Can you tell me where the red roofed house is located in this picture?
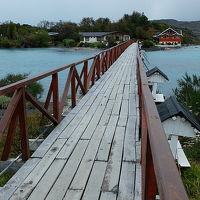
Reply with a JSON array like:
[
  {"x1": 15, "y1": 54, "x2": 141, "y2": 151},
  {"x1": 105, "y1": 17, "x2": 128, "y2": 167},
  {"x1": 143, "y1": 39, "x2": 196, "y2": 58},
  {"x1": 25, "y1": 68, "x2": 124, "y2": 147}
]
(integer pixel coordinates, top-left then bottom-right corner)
[{"x1": 155, "y1": 27, "x2": 183, "y2": 47}]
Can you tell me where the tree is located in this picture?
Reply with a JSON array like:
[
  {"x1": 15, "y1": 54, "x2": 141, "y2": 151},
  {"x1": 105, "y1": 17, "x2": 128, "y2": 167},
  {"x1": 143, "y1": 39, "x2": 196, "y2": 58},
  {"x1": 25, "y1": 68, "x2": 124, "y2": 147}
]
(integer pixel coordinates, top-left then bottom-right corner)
[
  {"x1": 22, "y1": 31, "x2": 50, "y2": 47},
  {"x1": 0, "y1": 74, "x2": 44, "y2": 99},
  {"x1": 173, "y1": 73, "x2": 200, "y2": 120},
  {"x1": 79, "y1": 17, "x2": 95, "y2": 32},
  {"x1": 38, "y1": 20, "x2": 55, "y2": 30},
  {"x1": 50, "y1": 21, "x2": 80, "y2": 41},
  {"x1": 7, "y1": 21, "x2": 17, "y2": 40}
]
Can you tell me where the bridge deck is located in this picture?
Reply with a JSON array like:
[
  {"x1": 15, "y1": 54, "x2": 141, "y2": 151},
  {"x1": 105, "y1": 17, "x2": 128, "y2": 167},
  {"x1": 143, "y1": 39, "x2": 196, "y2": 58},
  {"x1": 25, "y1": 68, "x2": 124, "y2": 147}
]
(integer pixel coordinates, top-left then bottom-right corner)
[{"x1": 1, "y1": 44, "x2": 141, "y2": 200}]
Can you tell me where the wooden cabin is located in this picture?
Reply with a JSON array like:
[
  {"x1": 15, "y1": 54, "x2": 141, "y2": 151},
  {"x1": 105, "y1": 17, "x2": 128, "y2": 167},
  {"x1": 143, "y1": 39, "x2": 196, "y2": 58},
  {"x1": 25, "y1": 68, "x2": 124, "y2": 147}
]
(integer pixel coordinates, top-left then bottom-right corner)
[
  {"x1": 79, "y1": 32, "x2": 130, "y2": 43},
  {"x1": 157, "y1": 96, "x2": 200, "y2": 167},
  {"x1": 154, "y1": 28, "x2": 183, "y2": 47},
  {"x1": 146, "y1": 67, "x2": 169, "y2": 103}
]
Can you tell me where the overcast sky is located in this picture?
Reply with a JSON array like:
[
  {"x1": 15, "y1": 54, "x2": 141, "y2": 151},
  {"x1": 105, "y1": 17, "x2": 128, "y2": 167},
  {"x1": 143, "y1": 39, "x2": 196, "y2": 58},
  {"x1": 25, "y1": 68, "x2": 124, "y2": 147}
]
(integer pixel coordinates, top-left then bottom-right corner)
[{"x1": 1, "y1": 0, "x2": 200, "y2": 25}]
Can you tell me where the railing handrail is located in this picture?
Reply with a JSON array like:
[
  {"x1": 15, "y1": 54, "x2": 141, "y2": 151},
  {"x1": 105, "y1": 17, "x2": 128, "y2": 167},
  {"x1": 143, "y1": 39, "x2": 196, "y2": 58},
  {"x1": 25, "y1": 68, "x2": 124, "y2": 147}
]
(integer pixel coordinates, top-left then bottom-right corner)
[
  {"x1": 0, "y1": 41, "x2": 127, "y2": 96},
  {"x1": 137, "y1": 43, "x2": 189, "y2": 199}
]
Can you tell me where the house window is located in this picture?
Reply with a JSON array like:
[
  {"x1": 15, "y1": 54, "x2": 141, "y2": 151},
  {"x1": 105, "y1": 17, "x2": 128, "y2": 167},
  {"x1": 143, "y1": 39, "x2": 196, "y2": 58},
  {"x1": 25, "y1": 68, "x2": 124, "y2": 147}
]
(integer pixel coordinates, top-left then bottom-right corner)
[{"x1": 85, "y1": 37, "x2": 89, "y2": 41}]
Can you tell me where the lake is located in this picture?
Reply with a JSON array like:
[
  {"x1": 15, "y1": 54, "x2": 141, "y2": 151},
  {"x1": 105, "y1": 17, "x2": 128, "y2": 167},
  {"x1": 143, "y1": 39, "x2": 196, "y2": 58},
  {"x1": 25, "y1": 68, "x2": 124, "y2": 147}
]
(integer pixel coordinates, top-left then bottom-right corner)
[
  {"x1": 0, "y1": 47, "x2": 100, "y2": 99},
  {"x1": 0, "y1": 46, "x2": 200, "y2": 100},
  {"x1": 146, "y1": 46, "x2": 200, "y2": 97}
]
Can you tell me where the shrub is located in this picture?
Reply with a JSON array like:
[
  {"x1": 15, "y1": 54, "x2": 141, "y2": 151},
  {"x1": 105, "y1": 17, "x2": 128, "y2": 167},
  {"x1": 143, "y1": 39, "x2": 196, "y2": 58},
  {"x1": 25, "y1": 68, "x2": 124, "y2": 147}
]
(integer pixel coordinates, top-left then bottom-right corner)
[
  {"x1": 173, "y1": 73, "x2": 200, "y2": 121},
  {"x1": 142, "y1": 40, "x2": 154, "y2": 48},
  {"x1": 63, "y1": 39, "x2": 76, "y2": 47},
  {"x1": 0, "y1": 37, "x2": 21, "y2": 48},
  {"x1": 22, "y1": 31, "x2": 50, "y2": 47},
  {"x1": 0, "y1": 73, "x2": 43, "y2": 99},
  {"x1": 0, "y1": 96, "x2": 11, "y2": 109}
]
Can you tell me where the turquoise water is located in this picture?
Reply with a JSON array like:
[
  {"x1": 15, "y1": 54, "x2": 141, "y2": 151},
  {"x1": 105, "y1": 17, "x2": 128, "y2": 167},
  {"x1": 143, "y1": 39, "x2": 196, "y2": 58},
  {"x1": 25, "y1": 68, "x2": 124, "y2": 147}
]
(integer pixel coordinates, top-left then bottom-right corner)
[
  {"x1": 0, "y1": 48, "x2": 100, "y2": 99},
  {"x1": 0, "y1": 46, "x2": 199, "y2": 99},
  {"x1": 146, "y1": 46, "x2": 200, "y2": 97}
]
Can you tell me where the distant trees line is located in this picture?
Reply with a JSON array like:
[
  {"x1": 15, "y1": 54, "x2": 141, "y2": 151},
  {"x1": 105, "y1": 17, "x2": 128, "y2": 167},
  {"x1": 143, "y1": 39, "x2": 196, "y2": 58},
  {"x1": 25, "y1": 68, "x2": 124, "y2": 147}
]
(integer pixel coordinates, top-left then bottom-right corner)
[{"x1": 0, "y1": 11, "x2": 198, "y2": 48}]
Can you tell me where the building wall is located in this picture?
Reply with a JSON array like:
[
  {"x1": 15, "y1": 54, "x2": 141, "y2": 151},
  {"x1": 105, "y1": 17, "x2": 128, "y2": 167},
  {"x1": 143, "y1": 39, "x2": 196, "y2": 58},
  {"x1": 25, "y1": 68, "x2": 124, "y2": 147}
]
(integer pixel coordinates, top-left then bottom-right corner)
[
  {"x1": 81, "y1": 33, "x2": 130, "y2": 43},
  {"x1": 162, "y1": 116, "x2": 196, "y2": 138},
  {"x1": 147, "y1": 73, "x2": 168, "y2": 83},
  {"x1": 159, "y1": 36, "x2": 182, "y2": 42}
]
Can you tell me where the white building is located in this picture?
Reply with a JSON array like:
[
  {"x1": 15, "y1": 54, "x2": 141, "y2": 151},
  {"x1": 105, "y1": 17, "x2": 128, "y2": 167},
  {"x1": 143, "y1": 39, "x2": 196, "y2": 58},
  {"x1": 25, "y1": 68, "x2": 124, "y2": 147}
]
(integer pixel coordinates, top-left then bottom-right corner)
[
  {"x1": 79, "y1": 32, "x2": 130, "y2": 43},
  {"x1": 146, "y1": 67, "x2": 169, "y2": 103},
  {"x1": 157, "y1": 96, "x2": 200, "y2": 167}
]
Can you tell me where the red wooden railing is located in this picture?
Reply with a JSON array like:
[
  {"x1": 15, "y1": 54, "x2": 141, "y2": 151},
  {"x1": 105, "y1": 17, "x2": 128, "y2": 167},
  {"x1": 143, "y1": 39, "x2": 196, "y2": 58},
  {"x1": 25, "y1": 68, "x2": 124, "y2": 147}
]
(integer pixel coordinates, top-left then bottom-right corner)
[
  {"x1": 0, "y1": 40, "x2": 132, "y2": 161},
  {"x1": 137, "y1": 44, "x2": 189, "y2": 199}
]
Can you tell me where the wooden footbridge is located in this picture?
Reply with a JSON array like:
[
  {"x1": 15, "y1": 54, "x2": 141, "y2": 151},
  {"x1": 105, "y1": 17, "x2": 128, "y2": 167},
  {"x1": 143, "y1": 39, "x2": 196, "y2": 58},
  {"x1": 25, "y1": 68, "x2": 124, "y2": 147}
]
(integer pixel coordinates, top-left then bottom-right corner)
[{"x1": 0, "y1": 42, "x2": 189, "y2": 199}]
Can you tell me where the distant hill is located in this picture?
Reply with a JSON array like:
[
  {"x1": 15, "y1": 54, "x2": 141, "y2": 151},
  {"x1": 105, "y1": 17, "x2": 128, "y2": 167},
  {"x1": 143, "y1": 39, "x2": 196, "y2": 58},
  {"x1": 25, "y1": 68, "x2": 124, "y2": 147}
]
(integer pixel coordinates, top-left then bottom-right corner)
[{"x1": 154, "y1": 19, "x2": 200, "y2": 38}]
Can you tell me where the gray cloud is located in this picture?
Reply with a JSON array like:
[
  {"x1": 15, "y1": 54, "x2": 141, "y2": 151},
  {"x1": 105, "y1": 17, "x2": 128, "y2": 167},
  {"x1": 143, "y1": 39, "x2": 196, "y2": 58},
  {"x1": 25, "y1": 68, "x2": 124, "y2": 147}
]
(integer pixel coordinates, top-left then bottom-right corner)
[{"x1": 0, "y1": 0, "x2": 200, "y2": 25}]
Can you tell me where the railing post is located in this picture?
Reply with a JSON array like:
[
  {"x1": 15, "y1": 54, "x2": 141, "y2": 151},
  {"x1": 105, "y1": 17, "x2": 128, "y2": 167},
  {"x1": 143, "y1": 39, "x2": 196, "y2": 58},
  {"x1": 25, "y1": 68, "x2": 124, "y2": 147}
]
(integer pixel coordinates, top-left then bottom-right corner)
[
  {"x1": 106, "y1": 51, "x2": 109, "y2": 69},
  {"x1": 71, "y1": 69, "x2": 76, "y2": 108},
  {"x1": 18, "y1": 87, "x2": 30, "y2": 161},
  {"x1": 96, "y1": 55, "x2": 101, "y2": 80},
  {"x1": 52, "y1": 73, "x2": 60, "y2": 122},
  {"x1": 1, "y1": 109, "x2": 18, "y2": 160},
  {"x1": 84, "y1": 61, "x2": 88, "y2": 92}
]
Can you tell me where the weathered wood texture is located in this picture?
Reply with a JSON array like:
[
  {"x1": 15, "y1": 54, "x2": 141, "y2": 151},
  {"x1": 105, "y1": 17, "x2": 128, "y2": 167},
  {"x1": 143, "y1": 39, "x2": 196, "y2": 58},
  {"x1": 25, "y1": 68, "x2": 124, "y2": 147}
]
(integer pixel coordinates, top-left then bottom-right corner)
[{"x1": 1, "y1": 43, "x2": 141, "y2": 200}]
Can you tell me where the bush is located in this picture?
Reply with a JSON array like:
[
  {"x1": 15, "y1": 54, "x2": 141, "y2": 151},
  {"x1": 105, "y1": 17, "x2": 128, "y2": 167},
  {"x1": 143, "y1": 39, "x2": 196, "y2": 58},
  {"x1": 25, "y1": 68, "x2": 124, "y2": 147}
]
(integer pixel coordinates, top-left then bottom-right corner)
[
  {"x1": 0, "y1": 96, "x2": 11, "y2": 109},
  {"x1": 0, "y1": 37, "x2": 21, "y2": 48},
  {"x1": 22, "y1": 31, "x2": 50, "y2": 47},
  {"x1": 63, "y1": 39, "x2": 76, "y2": 47},
  {"x1": 173, "y1": 73, "x2": 200, "y2": 121},
  {"x1": 106, "y1": 35, "x2": 117, "y2": 47},
  {"x1": 0, "y1": 73, "x2": 44, "y2": 99},
  {"x1": 142, "y1": 40, "x2": 154, "y2": 48}
]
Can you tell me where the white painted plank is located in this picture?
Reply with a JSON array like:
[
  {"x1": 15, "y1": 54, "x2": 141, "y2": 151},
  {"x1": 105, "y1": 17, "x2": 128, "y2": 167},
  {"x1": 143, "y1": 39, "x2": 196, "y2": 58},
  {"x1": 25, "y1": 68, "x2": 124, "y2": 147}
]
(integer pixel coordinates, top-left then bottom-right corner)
[
  {"x1": 28, "y1": 159, "x2": 66, "y2": 200},
  {"x1": 46, "y1": 140, "x2": 88, "y2": 200},
  {"x1": 112, "y1": 94, "x2": 122, "y2": 115},
  {"x1": 96, "y1": 115, "x2": 118, "y2": 161},
  {"x1": 102, "y1": 127, "x2": 125, "y2": 192},
  {"x1": 0, "y1": 158, "x2": 41, "y2": 200},
  {"x1": 63, "y1": 190, "x2": 83, "y2": 200},
  {"x1": 10, "y1": 139, "x2": 66, "y2": 200},
  {"x1": 82, "y1": 161, "x2": 107, "y2": 200},
  {"x1": 58, "y1": 105, "x2": 90, "y2": 139},
  {"x1": 135, "y1": 164, "x2": 142, "y2": 200},
  {"x1": 70, "y1": 125, "x2": 106, "y2": 190},
  {"x1": 123, "y1": 116, "x2": 137, "y2": 162},
  {"x1": 136, "y1": 142, "x2": 141, "y2": 163},
  {"x1": 129, "y1": 93, "x2": 137, "y2": 116},
  {"x1": 117, "y1": 115, "x2": 128, "y2": 127},
  {"x1": 117, "y1": 162, "x2": 135, "y2": 200},
  {"x1": 136, "y1": 109, "x2": 140, "y2": 142},
  {"x1": 99, "y1": 100, "x2": 115, "y2": 126},
  {"x1": 57, "y1": 98, "x2": 103, "y2": 159},
  {"x1": 32, "y1": 113, "x2": 75, "y2": 158},
  {"x1": 120, "y1": 99, "x2": 129, "y2": 116},
  {"x1": 81, "y1": 105, "x2": 106, "y2": 139},
  {"x1": 123, "y1": 85, "x2": 130, "y2": 100},
  {"x1": 100, "y1": 192, "x2": 117, "y2": 200}
]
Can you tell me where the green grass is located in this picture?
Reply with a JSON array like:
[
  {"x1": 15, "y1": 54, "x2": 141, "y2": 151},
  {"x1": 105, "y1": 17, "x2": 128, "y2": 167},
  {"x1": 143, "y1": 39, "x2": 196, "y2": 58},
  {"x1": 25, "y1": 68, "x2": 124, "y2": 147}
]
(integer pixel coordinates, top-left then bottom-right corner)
[
  {"x1": 182, "y1": 162, "x2": 200, "y2": 200},
  {"x1": 182, "y1": 139, "x2": 200, "y2": 200},
  {"x1": 0, "y1": 172, "x2": 14, "y2": 187}
]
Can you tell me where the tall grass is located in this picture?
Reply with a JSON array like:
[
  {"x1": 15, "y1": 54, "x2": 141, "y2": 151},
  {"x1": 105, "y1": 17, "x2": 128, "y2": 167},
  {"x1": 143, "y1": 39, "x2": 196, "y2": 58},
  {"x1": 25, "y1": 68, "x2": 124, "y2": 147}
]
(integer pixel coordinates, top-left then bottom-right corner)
[{"x1": 182, "y1": 162, "x2": 200, "y2": 200}]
